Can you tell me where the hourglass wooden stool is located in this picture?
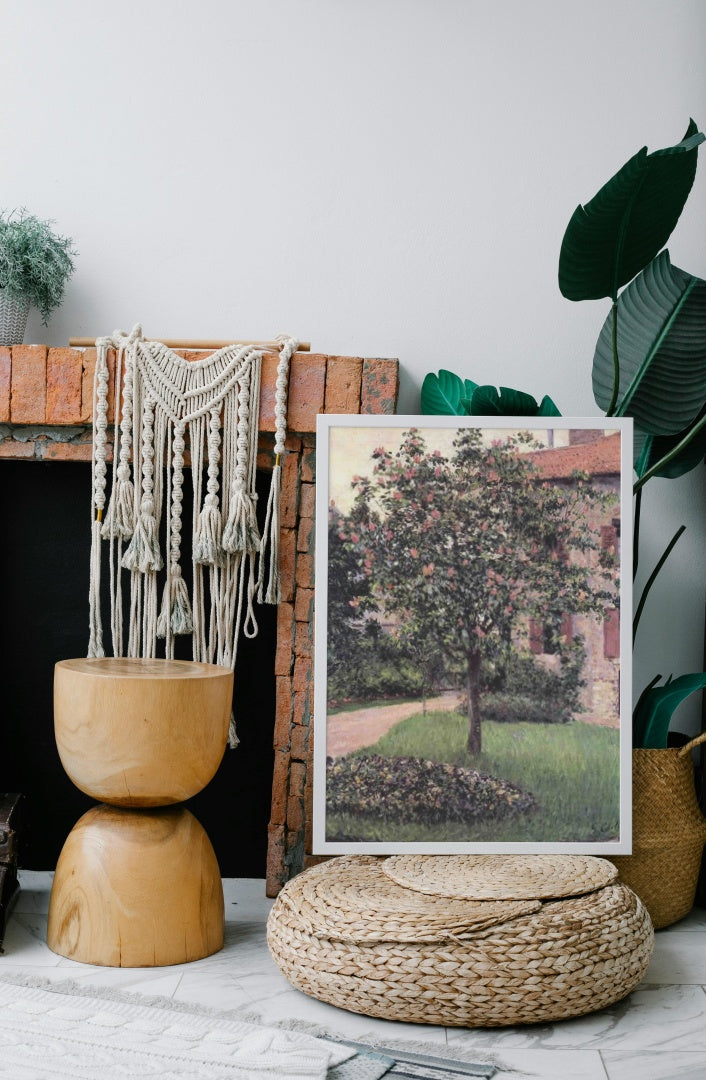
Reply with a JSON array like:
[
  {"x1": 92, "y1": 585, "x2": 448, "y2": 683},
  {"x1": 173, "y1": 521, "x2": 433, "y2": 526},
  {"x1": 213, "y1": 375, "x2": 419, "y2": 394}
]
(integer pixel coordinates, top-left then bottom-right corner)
[{"x1": 47, "y1": 658, "x2": 233, "y2": 967}]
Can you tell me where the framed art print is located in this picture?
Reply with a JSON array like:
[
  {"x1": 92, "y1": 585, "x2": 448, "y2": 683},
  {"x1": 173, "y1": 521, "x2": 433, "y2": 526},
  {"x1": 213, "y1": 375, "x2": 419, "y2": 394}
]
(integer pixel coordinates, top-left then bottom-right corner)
[{"x1": 313, "y1": 415, "x2": 633, "y2": 855}]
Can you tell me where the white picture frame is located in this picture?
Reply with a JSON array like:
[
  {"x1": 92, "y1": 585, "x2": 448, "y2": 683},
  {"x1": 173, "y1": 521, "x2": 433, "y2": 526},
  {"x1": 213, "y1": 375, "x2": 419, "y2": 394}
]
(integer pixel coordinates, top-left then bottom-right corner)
[{"x1": 313, "y1": 415, "x2": 633, "y2": 855}]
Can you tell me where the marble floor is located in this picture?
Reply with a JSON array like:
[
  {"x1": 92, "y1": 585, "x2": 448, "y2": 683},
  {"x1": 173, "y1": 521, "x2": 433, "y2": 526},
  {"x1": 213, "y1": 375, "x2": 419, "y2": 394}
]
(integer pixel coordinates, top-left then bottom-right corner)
[{"x1": 2, "y1": 871, "x2": 706, "y2": 1079}]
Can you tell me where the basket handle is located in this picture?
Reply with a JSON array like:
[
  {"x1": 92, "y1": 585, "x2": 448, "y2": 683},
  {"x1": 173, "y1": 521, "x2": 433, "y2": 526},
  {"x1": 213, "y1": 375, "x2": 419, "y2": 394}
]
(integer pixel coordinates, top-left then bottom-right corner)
[{"x1": 677, "y1": 731, "x2": 706, "y2": 757}]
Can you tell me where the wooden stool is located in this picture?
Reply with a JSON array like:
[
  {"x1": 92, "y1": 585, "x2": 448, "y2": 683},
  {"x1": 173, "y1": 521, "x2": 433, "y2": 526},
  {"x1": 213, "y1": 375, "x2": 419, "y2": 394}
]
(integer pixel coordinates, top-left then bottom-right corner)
[{"x1": 47, "y1": 658, "x2": 233, "y2": 967}]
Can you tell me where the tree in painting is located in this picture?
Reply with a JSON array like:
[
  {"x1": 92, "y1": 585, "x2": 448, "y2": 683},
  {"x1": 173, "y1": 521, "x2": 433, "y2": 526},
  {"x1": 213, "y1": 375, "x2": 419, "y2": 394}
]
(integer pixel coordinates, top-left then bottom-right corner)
[{"x1": 330, "y1": 427, "x2": 617, "y2": 755}]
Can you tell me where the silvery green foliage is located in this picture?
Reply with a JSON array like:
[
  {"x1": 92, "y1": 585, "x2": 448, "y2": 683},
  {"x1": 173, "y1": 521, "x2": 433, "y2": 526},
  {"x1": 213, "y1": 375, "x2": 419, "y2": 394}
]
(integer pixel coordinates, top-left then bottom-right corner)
[{"x1": 0, "y1": 209, "x2": 75, "y2": 323}]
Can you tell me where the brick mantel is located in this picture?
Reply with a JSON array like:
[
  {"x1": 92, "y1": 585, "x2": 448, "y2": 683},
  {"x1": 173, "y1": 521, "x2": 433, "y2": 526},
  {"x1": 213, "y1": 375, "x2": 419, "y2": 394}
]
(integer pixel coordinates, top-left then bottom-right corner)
[{"x1": 0, "y1": 343, "x2": 399, "y2": 894}]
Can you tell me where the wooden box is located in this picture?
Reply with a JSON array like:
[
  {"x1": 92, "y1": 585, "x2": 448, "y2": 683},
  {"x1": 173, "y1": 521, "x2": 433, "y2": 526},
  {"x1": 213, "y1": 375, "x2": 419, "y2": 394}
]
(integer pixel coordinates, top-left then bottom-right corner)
[{"x1": 0, "y1": 794, "x2": 23, "y2": 949}]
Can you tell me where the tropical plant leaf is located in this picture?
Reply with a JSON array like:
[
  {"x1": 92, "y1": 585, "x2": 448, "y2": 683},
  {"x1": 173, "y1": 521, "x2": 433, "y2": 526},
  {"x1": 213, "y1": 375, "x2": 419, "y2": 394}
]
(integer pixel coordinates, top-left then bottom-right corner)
[
  {"x1": 559, "y1": 120, "x2": 704, "y2": 301},
  {"x1": 633, "y1": 672, "x2": 706, "y2": 748},
  {"x1": 469, "y1": 385, "x2": 562, "y2": 417},
  {"x1": 592, "y1": 251, "x2": 706, "y2": 434},
  {"x1": 538, "y1": 395, "x2": 562, "y2": 417},
  {"x1": 421, "y1": 370, "x2": 477, "y2": 414},
  {"x1": 634, "y1": 406, "x2": 706, "y2": 479}
]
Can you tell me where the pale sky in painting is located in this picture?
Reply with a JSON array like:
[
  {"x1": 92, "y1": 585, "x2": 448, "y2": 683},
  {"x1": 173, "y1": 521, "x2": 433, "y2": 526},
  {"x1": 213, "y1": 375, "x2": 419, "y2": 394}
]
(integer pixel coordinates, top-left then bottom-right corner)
[{"x1": 327, "y1": 425, "x2": 574, "y2": 512}]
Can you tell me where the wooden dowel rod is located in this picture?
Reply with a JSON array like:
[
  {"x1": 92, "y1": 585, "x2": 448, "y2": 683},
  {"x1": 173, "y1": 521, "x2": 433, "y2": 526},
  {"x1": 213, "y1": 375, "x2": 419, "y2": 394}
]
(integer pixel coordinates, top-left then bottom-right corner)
[{"x1": 69, "y1": 337, "x2": 311, "y2": 351}]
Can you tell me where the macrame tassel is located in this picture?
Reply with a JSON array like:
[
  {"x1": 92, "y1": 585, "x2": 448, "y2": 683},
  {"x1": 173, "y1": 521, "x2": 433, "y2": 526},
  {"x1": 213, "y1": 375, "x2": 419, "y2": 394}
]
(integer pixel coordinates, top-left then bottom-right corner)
[
  {"x1": 194, "y1": 495, "x2": 224, "y2": 566},
  {"x1": 103, "y1": 337, "x2": 136, "y2": 541},
  {"x1": 87, "y1": 518, "x2": 105, "y2": 657},
  {"x1": 256, "y1": 335, "x2": 295, "y2": 606},
  {"x1": 222, "y1": 489, "x2": 260, "y2": 554},
  {"x1": 88, "y1": 338, "x2": 110, "y2": 656},
  {"x1": 122, "y1": 499, "x2": 163, "y2": 573},
  {"x1": 101, "y1": 468, "x2": 135, "y2": 540},
  {"x1": 258, "y1": 461, "x2": 282, "y2": 604},
  {"x1": 195, "y1": 405, "x2": 225, "y2": 566},
  {"x1": 157, "y1": 569, "x2": 194, "y2": 637}
]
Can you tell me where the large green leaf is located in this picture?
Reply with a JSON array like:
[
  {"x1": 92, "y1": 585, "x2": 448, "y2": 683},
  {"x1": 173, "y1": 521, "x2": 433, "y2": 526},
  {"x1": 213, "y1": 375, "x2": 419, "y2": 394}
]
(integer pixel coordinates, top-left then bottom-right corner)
[
  {"x1": 421, "y1": 373, "x2": 562, "y2": 418},
  {"x1": 537, "y1": 395, "x2": 562, "y2": 417},
  {"x1": 559, "y1": 120, "x2": 704, "y2": 301},
  {"x1": 592, "y1": 251, "x2": 706, "y2": 434},
  {"x1": 634, "y1": 406, "x2": 706, "y2": 479},
  {"x1": 633, "y1": 672, "x2": 706, "y2": 748},
  {"x1": 421, "y1": 370, "x2": 477, "y2": 415},
  {"x1": 469, "y1": 385, "x2": 562, "y2": 416}
]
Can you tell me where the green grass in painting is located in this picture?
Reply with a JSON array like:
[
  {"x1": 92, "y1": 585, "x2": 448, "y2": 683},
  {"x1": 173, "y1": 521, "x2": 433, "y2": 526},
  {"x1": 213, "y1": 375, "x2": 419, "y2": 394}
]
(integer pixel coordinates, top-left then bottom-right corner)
[{"x1": 326, "y1": 710, "x2": 620, "y2": 844}]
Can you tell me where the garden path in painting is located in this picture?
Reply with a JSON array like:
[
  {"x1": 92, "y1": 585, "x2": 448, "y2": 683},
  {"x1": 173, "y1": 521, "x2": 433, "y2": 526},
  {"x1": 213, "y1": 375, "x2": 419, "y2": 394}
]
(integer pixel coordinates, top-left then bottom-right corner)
[{"x1": 326, "y1": 692, "x2": 463, "y2": 758}]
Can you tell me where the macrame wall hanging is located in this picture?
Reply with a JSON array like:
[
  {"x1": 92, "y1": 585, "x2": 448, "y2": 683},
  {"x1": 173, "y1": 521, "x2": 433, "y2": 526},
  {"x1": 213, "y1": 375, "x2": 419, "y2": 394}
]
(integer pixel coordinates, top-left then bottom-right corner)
[{"x1": 88, "y1": 325, "x2": 297, "y2": 745}]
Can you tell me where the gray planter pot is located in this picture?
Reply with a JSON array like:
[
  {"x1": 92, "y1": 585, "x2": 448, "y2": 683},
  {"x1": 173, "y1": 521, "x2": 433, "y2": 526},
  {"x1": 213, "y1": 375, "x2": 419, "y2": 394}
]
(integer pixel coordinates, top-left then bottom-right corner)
[{"x1": 0, "y1": 290, "x2": 30, "y2": 346}]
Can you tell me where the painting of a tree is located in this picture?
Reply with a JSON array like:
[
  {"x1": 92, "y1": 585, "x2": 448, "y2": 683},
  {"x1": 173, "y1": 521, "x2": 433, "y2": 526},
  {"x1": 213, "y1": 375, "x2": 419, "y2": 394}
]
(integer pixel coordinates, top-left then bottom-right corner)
[{"x1": 330, "y1": 426, "x2": 618, "y2": 755}]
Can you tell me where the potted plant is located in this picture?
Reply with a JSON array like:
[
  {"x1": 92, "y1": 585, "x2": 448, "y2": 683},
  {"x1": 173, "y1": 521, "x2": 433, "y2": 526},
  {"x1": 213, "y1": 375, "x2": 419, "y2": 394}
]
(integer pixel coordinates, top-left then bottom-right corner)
[
  {"x1": 557, "y1": 119, "x2": 706, "y2": 926},
  {"x1": 422, "y1": 120, "x2": 706, "y2": 927},
  {"x1": 0, "y1": 209, "x2": 76, "y2": 345}
]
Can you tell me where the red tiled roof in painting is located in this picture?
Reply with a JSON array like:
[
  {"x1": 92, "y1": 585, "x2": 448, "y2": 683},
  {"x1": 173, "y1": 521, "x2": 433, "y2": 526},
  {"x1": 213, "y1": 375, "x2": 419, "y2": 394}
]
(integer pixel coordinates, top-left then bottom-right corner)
[{"x1": 524, "y1": 432, "x2": 622, "y2": 479}]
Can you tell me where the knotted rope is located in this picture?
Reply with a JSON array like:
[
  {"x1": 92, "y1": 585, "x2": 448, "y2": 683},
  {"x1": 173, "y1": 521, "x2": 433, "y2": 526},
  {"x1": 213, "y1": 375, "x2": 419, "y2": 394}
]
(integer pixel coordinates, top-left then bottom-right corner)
[{"x1": 88, "y1": 326, "x2": 296, "y2": 745}]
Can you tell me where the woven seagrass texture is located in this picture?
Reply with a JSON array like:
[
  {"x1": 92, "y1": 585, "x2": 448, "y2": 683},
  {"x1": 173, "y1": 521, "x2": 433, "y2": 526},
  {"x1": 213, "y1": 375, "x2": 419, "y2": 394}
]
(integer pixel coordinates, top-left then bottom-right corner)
[
  {"x1": 275, "y1": 856, "x2": 540, "y2": 943},
  {"x1": 382, "y1": 853, "x2": 618, "y2": 900},
  {"x1": 0, "y1": 291, "x2": 29, "y2": 346},
  {"x1": 610, "y1": 737, "x2": 706, "y2": 929},
  {"x1": 267, "y1": 856, "x2": 654, "y2": 1027}
]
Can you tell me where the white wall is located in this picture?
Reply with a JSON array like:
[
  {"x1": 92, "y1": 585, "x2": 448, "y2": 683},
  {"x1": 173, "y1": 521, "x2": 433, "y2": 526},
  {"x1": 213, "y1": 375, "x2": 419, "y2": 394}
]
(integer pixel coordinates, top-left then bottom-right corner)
[{"x1": 3, "y1": 0, "x2": 705, "y2": 726}]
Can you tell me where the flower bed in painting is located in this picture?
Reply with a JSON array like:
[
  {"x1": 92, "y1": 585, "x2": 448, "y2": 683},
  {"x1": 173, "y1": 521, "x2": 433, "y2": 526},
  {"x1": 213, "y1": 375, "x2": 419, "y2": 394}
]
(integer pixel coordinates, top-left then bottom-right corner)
[{"x1": 326, "y1": 752, "x2": 536, "y2": 826}]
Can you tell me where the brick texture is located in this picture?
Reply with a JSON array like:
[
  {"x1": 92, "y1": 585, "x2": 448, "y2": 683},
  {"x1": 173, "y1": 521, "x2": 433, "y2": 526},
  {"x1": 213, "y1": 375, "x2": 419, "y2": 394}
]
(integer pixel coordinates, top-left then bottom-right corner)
[
  {"x1": 80, "y1": 348, "x2": 97, "y2": 422},
  {"x1": 274, "y1": 603, "x2": 295, "y2": 677},
  {"x1": 0, "y1": 348, "x2": 10, "y2": 422},
  {"x1": 11, "y1": 346, "x2": 47, "y2": 423},
  {"x1": 290, "y1": 724, "x2": 308, "y2": 763},
  {"x1": 279, "y1": 529, "x2": 297, "y2": 604},
  {"x1": 361, "y1": 357, "x2": 399, "y2": 414},
  {"x1": 287, "y1": 355, "x2": 327, "y2": 432},
  {"x1": 298, "y1": 482, "x2": 316, "y2": 520},
  {"x1": 0, "y1": 439, "x2": 35, "y2": 458},
  {"x1": 325, "y1": 356, "x2": 363, "y2": 414},
  {"x1": 46, "y1": 348, "x2": 84, "y2": 423},
  {"x1": 42, "y1": 442, "x2": 97, "y2": 462}
]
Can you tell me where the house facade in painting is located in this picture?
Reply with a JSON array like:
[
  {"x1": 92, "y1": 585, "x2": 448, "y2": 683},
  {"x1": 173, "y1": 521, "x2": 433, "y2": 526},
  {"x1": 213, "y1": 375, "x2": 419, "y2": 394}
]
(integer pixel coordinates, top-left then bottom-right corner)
[{"x1": 523, "y1": 430, "x2": 622, "y2": 726}]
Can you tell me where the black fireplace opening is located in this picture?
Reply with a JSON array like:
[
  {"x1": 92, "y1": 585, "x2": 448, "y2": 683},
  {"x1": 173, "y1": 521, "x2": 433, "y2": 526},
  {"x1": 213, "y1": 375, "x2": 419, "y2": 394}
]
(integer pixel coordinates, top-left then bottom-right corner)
[{"x1": 0, "y1": 459, "x2": 276, "y2": 877}]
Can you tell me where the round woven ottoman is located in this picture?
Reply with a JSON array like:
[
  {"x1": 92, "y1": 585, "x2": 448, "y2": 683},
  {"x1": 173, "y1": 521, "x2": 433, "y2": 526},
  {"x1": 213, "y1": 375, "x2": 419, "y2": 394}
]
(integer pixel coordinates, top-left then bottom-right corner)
[{"x1": 267, "y1": 855, "x2": 654, "y2": 1027}]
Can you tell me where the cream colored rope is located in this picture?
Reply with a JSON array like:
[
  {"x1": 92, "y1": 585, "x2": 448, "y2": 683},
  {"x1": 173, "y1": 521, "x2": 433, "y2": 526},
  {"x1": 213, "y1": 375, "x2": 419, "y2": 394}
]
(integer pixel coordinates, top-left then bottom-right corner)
[{"x1": 88, "y1": 326, "x2": 296, "y2": 747}]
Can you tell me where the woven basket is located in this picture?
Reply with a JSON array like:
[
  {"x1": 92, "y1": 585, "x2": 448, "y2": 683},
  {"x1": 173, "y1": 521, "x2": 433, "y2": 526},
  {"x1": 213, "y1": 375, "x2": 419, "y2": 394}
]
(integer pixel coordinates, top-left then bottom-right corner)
[
  {"x1": 610, "y1": 732, "x2": 706, "y2": 930},
  {"x1": 0, "y1": 290, "x2": 29, "y2": 346},
  {"x1": 267, "y1": 855, "x2": 653, "y2": 1027}
]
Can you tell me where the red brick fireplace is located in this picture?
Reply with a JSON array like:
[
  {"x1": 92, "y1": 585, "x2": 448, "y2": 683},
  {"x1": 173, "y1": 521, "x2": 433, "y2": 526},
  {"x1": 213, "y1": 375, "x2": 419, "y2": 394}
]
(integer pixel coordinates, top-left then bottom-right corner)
[{"x1": 0, "y1": 343, "x2": 399, "y2": 895}]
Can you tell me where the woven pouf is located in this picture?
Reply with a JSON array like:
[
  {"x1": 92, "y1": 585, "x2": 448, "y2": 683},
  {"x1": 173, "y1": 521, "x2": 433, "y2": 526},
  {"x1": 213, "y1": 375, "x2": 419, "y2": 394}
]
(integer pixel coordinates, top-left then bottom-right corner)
[{"x1": 266, "y1": 855, "x2": 654, "y2": 1027}]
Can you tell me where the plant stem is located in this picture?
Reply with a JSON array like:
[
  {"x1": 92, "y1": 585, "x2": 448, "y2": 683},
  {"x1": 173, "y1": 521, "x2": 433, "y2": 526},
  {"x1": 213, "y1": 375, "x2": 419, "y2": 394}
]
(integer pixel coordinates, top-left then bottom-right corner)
[
  {"x1": 633, "y1": 525, "x2": 686, "y2": 644},
  {"x1": 633, "y1": 410, "x2": 706, "y2": 492},
  {"x1": 606, "y1": 302, "x2": 620, "y2": 417},
  {"x1": 633, "y1": 487, "x2": 642, "y2": 581}
]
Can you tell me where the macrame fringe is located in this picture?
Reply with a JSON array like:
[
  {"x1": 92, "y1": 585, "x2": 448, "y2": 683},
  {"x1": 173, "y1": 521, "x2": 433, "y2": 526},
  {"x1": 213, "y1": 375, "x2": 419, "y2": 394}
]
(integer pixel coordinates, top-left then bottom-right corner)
[
  {"x1": 223, "y1": 490, "x2": 260, "y2": 555},
  {"x1": 101, "y1": 473, "x2": 135, "y2": 540},
  {"x1": 228, "y1": 711, "x2": 240, "y2": 749},
  {"x1": 87, "y1": 518, "x2": 105, "y2": 658},
  {"x1": 194, "y1": 498, "x2": 224, "y2": 566},
  {"x1": 88, "y1": 327, "x2": 296, "y2": 750},
  {"x1": 258, "y1": 462, "x2": 282, "y2": 605},
  {"x1": 122, "y1": 503, "x2": 163, "y2": 574},
  {"x1": 157, "y1": 572, "x2": 194, "y2": 638}
]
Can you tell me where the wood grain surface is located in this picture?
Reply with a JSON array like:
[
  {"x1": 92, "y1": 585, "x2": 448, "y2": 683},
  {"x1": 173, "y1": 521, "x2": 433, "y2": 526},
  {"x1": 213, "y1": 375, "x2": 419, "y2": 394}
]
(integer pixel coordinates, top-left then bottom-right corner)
[
  {"x1": 47, "y1": 804, "x2": 224, "y2": 966},
  {"x1": 54, "y1": 658, "x2": 233, "y2": 806}
]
